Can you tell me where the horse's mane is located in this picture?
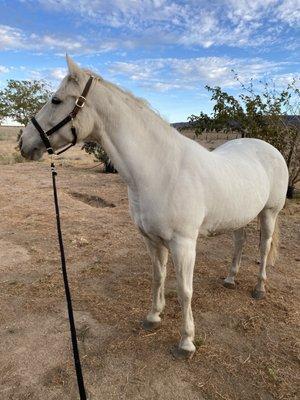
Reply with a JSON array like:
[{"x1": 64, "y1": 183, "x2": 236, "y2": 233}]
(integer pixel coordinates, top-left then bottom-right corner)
[{"x1": 83, "y1": 69, "x2": 170, "y2": 128}]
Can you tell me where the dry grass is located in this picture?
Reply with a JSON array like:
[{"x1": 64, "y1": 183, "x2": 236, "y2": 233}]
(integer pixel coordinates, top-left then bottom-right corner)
[
  {"x1": 0, "y1": 125, "x2": 21, "y2": 140},
  {"x1": 0, "y1": 150, "x2": 27, "y2": 165},
  {"x1": 0, "y1": 126, "x2": 25, "y2": 165}
]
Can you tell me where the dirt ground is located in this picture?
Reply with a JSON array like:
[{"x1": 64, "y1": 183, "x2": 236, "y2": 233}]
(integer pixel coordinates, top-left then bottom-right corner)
[{"x1": 0, "y1": 128, "x2": 299, "y2": 400}]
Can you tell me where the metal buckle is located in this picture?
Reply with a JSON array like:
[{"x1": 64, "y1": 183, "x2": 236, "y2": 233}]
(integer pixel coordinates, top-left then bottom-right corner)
[{"x1": 75, "y1": 96, "x2": 86, "y2": 108}]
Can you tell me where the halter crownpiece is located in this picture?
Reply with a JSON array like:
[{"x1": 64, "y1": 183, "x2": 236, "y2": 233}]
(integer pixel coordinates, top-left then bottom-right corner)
[{"x1": 31, "y1": 75, "x2": 94, "y2": 156}]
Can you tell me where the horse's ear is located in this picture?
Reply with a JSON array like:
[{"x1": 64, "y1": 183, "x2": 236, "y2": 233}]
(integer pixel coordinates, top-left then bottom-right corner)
[{"x1": 66, "y1": 54, "x2": 83, "y2": 79}]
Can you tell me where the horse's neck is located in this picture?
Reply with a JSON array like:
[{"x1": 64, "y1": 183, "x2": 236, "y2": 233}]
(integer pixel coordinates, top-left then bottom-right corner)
[{"x1": 92, "y1": 85, "x2": 179, "y2": 189}]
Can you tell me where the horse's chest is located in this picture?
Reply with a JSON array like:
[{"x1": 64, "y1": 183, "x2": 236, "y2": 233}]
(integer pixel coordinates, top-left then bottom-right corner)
[{"x1": 128, "y1": 191, "x2": 175, "y2": 238}]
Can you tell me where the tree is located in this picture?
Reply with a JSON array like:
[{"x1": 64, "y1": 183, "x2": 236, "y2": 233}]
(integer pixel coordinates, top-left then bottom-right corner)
[
  {"x1": 189, "y1": 76, "x2": 300, "y2": 196},
  {"x1": 0, "y1": 80, "x2": 51, "y2": 125},
  {"x1": 0, "y1": 97, "x2": 6, "y2": 124}
]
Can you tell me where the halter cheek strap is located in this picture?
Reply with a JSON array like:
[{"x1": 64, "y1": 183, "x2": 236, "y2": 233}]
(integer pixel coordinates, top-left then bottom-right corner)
[{"x1": 31, "y1": 75, "x2": 94, "y2": 155}]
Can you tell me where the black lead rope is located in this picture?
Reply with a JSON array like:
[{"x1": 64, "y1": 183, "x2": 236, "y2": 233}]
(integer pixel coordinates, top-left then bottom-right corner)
[
  {"x1": 31, "y1": 76, "x2": 94, "y2": 399},
  {"x1": 51, "y1": 161, "x2": 87, "y2": 400}
]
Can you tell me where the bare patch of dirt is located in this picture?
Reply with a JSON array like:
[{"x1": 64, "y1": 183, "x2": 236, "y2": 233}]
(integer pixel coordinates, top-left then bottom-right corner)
[
  {"x1": 0, "y1": 139, "x2": 299, "y2": 399},
  {"x1": 0, "y1": 239, "x2": 31, "y2": 269},
  {"x1": 69, "y1": 191, "x2": 116, "y2": 208}
]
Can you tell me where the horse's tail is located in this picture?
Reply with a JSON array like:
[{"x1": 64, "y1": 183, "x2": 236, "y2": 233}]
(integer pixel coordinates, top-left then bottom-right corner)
[{"x1": 267, "y1": 218, "x2": 280, "y2": 267}]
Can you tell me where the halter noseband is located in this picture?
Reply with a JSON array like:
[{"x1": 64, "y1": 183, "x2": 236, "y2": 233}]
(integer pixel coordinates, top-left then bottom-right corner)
[{"x1": 31, "y1": 75, "x2": 94, "y2": 155}]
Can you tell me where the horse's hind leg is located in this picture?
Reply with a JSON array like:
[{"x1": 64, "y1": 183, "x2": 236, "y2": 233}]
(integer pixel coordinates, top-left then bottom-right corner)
[
  {"x1": 252, "y1": 208, "x2": 279, "y2": 300},
  {"x1": 142, "y1": 238, "x2": 168, "y2": 331},
  {"x1": 224, "y1": 228, "x2": 246, "y2": 289}
]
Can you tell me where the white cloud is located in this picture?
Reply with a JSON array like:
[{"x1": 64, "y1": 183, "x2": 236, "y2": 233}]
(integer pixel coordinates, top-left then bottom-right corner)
[
  {"x1": 227, "y1": 0, "x2": 278, "y2": 23},
  {"x1": 151, "y1": 82, "x2": 183, "y2": 92},
  {"x1": 0, "y1": 1, "x2": 298, "y2": 60},
  {"x1": 0, "y1": 24, "x2": 82, "y2": 52},
  {"x1": 1, "y1": 1, "x2": 299, "y2": 55},
  {"x1": 41, "y1": 36, "x2": 82, "y2": 51},
  {"x1": 10, "y1": 56, "x2": 297, "y2": 95},
  {"x1": 50, "y1": 67, "x2": 67, "y2": 80},
  {"x1": 0, "y1": 65, "x2": 9, "y2": 74},
  {"x1": 0, "y1": 24, "x2": 119, "y2": 55},
  {"x1": 109, "y1": 56, "x2": 294, "y2": 91},
  {"x1": 7, "y1": 66, "x2": 66, "y2": 89},
  {"x1": 272, "y1": 72, "x2": 300, "y2": 87},
  {"x1": 276, "y1": 0, "x2": 300, "y2": 26},
  {"x1": 31, "y1": 0, "x2": 184, "y2": 27},
  {"x1": 21, "y1": 0, "x2": 300, "y2": 50},
  {"x1": 0, "y1": 25, "x2": 25, "y2": 50}
]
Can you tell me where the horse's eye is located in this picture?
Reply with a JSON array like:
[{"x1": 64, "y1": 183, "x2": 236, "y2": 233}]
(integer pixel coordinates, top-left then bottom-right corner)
[{"x1": 52, "y1": 96, "x2": 62, "y2": 105}]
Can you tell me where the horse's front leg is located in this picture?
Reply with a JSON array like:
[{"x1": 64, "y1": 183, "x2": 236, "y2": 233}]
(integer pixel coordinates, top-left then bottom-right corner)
[
  {"x1": 142, "y1": 238, "x2": 169, "y2": 330},
  {"x1": 169, "y1": 236, "x2": 196, "y2": 359}
]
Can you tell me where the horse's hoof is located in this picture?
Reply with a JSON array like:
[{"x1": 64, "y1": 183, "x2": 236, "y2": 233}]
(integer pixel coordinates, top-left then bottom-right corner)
[
  {"x1": 171, "y1": 346, "x2": 195, "y2": 360},
  {"x1": 223, "y1": 281, "x2": 236, "y2": 289},
  {"x1": 141, "y1": 319, "x2": 161, "y2": 331},
  {"x1": 252, "y1": 289, "x2": 266, "y2": 300}
]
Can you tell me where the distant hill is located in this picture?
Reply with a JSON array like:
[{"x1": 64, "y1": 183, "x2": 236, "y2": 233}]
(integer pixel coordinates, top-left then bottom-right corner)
[
  {"x1": 171, "y1": 122, "x2": 193, "y2": 130},
  {"x1": 284, "y1": 115, "x2": 300, "y2": 127},
  {"x1": 171, "y1": 115, "x2": 300, "y2": 131}
]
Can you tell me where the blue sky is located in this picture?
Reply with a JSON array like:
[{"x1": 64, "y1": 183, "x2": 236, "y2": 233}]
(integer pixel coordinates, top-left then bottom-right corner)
[{"x1": 0, "y1": 0, "x2": 299, "y2": 122}]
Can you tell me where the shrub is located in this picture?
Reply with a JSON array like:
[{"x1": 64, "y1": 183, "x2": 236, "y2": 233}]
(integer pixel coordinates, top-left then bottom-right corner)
[
  {"x1": 189, "y1": 76, "x2": 300, "y2": 195},
  {"x1": 82, "y1": 142, "x2": 117, "y2": 173}
]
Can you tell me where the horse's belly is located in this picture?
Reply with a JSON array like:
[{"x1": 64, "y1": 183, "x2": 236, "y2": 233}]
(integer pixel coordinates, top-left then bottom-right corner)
[
  {"x1": 200, "y1": 185, "x2": 268, "y2": 235},
  {"x1": 200, "y1": 209, "x2": 259, "y2": 235}
]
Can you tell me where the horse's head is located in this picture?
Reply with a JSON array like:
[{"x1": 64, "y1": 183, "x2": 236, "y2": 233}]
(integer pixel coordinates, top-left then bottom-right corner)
[{"x1": 20, "y1": 55, "x2": 97, "y2": 160}]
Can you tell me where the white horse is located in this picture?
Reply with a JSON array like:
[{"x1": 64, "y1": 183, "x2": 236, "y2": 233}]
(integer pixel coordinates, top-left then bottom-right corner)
[{"x1": 20, "y1": 56, "x2": 289, "y2": 359}]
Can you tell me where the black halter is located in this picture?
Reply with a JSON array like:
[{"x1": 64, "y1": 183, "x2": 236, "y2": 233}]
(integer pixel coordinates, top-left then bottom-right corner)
[{"x1": 31, "y1": 75, "x2": 94, "y2": 155}]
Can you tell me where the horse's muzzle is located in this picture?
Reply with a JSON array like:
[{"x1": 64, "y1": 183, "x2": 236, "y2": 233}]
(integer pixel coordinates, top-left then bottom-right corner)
[{"x1": 20, "y1": 143, "x2": 43, "y2": 160}]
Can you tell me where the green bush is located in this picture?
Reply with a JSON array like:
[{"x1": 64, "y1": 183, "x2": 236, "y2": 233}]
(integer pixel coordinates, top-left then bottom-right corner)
[{"x1": 82, "y1": 142, "x2": 117, "y2": 173}]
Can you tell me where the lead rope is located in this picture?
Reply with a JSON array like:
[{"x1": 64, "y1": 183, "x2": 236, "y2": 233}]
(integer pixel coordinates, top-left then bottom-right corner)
[{"x1": 51, "y1": 160, "x2": 87, "y2": 400}]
